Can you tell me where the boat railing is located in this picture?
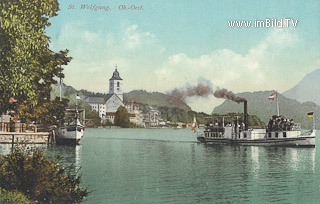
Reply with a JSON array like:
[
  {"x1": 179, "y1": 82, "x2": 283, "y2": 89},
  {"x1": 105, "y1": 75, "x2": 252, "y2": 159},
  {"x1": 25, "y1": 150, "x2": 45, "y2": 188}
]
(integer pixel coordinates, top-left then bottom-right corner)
[
  {"x1": 197, "y1": 132, "x2": 204, "y2": 137},
  {"x1": 293, "y1": 123, "x2": 301, "y2": 131}
]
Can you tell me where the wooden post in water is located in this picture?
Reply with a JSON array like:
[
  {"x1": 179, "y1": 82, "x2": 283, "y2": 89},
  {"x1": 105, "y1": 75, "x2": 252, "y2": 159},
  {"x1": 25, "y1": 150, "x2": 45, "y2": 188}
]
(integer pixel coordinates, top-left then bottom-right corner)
[
  {"x1": 52, "y1": 129, "x2": 56, "y2": 144},
  {"x1": 48, "y1": 131, "x2": 53, "y2": 145},
  {"x1": 11, "y1": 134, "x2": 14, "y2": 148}
]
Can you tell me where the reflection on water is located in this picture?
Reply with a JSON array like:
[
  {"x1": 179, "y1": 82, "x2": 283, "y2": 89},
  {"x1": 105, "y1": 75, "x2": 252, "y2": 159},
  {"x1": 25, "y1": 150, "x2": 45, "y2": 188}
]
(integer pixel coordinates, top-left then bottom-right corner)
[
  {"x1": 199, "y1": 144, "x2": 317, "y2": 203},
  {"x1": 0, "y1": 143, "x2": 82, "y2": 175},
  {"x1": 46, "y1": 145, "x2": 82, "y2": 174},
  {"x1": 251, "y1": 146, "x2": 260, "y2": 179},
  {"x1": 0, "y1": 129, "x2": 319, "y2": 204}
]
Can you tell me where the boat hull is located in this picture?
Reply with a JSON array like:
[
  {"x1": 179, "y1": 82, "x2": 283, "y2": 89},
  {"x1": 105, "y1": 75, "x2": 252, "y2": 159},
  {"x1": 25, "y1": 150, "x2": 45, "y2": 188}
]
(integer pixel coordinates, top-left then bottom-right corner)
[
  {"x1": 197, "y1": 136, "x2": 315, "y2": 147},
  {"x1": 55, "y1": 126, "x2": 84, "y2": 145}
]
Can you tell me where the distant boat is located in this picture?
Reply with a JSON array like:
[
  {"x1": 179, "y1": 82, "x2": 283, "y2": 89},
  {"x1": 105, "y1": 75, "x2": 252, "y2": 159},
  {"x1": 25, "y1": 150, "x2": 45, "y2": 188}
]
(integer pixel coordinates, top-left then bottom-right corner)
[{"x1": 174, "y1": 126, "x2": 182, "y2": 129}]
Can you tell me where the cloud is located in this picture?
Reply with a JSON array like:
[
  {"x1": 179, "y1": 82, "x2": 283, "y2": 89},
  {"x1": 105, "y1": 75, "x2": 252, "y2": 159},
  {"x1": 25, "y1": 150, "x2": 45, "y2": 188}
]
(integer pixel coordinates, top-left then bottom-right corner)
[
  {"x1": 118, "y1": 24, "x2": 161, "y2": 51},
  {"x1": 57, "y1": 22, "x2": 84, "y2": 44},
  {"x1": 154, "y1": 29, "x2": 298, "y2": 94},
  {"x1": 83, "y1": 31, "x2": 99, "y2": 43},
  {"x1": 149, "y1": 29, "x2": 299, "y2": 113},
  {"x1": 54, "y1": 23, "x2": 167, "y2": 93}
]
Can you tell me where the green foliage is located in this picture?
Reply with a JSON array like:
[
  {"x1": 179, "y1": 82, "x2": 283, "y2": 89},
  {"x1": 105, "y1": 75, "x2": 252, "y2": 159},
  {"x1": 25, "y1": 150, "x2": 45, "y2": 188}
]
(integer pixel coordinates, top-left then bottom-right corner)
[
  {"x1": 0, "y1": 187, "x2": 31, "y2": 204},
  {"x1": 51, "y1": 83, "x2": 104, "y2": 104},
  {"x1": 14, "y1": 97, "x2": 69, "y2": 125},
  {"x1": 156, "y1": 105, "x2": 263, "y2": 126},
  {"x1": 158, "y1": 106, "x2": 210, "y2": 124},
  {"x1": 129, "y1": 122, "x2": 140, "y2": 128},
  {"x1": 124, "y1": 90, "x2": 191, "y2": 111},
  {"x1": 248, "y1": 114, "x2": 265, "y2": 127},
  {"x1": 0, "y1": 0, "x2": 71, "y2": 123},
  {"x1": 102, "y1": 119, "x2": 113, "y2": 127},
  {"x1": 85, "y1": 109, "x2": 101, "y2": 127},
  {"x1": 124, "y1": 90, "x2": 210, "y2": 124},
  {"x1": 210, "y1": 112, "x2": 265, "y2": 127},
  {"x1": 0, "y1": 148, "x2": 88, "y2": 204},
  {"x1": 114, "y1": 106, "x2": 130, "y2": 128},
  {"x1": 77, "y1": 89, "x2": 105, "y2": 98}
]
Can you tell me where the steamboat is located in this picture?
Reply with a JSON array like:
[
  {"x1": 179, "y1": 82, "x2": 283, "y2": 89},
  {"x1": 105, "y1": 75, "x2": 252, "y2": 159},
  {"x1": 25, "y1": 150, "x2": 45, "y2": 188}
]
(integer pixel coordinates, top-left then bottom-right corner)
[
  {"x1": 197, "y1": 101, "x2": 316, "y2": 147},
  {"x1": 55, "y1": 108, "x2": 85, "y2": 145}
]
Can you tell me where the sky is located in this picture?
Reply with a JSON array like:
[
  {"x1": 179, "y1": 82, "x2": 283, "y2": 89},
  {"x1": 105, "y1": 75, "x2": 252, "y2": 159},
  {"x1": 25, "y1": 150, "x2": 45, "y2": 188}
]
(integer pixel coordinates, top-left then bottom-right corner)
[{"x1": 47, "y1": 0, "x2": 320, "y2": 113}]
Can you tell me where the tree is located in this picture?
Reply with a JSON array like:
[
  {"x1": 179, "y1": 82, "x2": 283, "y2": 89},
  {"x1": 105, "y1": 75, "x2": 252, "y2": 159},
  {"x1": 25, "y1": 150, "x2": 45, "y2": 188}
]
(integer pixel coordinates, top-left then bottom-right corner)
[
  {"x1": 14, "y1": 97, "x2": 69, "y2": 125},
  {"x1": 114, "y1": 106, "x2": 130, "y2": 128},
  {"x1": 85, "y1": 109, "x2": 101, "y2": 127},
  {"x1": 0, "y1": 187, "x2": 31, "y2": 204},
  {"x1": 0, "y1": 148, "x2": 88, "y2": 203},
  {"x1": 0, "y1": 0, "x2": 71, "y2": 123}
]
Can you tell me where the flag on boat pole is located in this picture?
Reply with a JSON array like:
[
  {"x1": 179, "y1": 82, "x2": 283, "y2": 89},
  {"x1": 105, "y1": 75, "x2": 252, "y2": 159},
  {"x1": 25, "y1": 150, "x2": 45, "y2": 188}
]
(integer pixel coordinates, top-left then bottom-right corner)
[
  {"x1": 307, "y1": 112, "x2": 315, "y2": 130},
  {"x1": 307, "y1": 112, "x2": 313, "y2": 118},
  {"x1": 268, "y1": 92, "x2": 276, "y2": 100},
  {"x1": 268, "y1": 91, "x2": 280, "y2": 116},
  {"x1": 191, "y1": 116, "x2": 197, "y2": 133}
]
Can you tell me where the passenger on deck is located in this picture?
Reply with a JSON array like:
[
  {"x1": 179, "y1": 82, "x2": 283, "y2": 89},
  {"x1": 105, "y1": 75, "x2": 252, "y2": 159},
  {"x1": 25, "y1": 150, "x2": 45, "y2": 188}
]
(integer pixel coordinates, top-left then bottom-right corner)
[
  {"x1": 268, "y1": 118, "x2": 273, "y2": 131},
  {"x1": 280, "y1": 118, "x2": 285, "y2": 131},
  {"x1": 285, "y1": 119, "x2": 290, "y2": 131},
  {"x1": 290, "y1": 119, "x2": 294, "y2": 130}
]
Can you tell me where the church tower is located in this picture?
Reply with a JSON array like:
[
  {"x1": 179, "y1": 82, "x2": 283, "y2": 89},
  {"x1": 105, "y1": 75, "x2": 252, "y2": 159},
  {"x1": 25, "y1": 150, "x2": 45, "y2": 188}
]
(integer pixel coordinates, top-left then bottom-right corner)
[{"x1": 109, "y1": 66, "x2": 123, "y2": 101}]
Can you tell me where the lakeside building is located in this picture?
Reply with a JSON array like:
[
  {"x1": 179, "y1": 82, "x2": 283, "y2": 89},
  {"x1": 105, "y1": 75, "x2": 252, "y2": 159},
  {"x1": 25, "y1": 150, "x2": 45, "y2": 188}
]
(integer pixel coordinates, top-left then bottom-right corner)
[
  {"x1": 124, "y1": 101, "x2": 140, "y2": 111},
  {"x1": 84, "y1": 67, "x2": 144, "y2": 125},
  {"x1": 143, "y1": 107, "x2": 162, "y2": 127},
  {"x1": 124, "y1": 101, "x2": 144, "y2": 126}
]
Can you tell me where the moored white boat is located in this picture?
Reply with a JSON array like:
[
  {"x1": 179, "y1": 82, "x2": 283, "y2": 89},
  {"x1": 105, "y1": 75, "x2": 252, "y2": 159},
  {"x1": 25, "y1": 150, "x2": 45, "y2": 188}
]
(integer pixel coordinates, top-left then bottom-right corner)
[
  {"x1": 54, "y1": 91, "x2": 85, "y2": 145},
  {"x1": 55, "y1": 117, "x2": 84, "y2": 145}
]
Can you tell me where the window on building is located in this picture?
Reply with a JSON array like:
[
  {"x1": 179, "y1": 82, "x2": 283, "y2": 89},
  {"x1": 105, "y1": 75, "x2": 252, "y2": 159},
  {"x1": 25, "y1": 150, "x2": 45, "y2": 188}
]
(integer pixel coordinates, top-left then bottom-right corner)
[{"x1": 117, "y1": 82, "x2": 120, "y2": 87}]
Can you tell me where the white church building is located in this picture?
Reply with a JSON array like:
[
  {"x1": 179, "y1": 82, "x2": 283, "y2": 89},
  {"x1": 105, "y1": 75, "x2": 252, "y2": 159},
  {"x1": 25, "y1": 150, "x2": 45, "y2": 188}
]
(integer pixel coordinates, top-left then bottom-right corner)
[{"x1": 84, "y1": 67, "x2": 142, "y2": 125}]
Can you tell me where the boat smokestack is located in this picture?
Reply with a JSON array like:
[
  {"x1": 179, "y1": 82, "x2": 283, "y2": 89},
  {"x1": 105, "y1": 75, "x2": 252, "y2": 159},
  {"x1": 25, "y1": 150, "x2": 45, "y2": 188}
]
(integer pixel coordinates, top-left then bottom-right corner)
[{"x1": 244, "y1": 101, "x2": 248, "y2": 131}]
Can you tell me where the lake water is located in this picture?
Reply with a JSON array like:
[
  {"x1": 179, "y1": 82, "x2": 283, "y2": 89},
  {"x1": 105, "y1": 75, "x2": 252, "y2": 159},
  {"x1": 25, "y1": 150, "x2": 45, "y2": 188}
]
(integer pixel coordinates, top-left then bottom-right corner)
[{"x1": 1, "y1": 128, "x2": 320, "y2": 204}]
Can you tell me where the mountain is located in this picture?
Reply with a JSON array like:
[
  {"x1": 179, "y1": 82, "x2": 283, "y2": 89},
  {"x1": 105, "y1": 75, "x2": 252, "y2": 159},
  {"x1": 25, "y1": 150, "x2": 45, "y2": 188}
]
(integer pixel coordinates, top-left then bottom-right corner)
[
  {"x1": 124, "y1": 90, "x2": 191, "y2": 111},
  {"x1": 52, "y1": 85, "x2": 191, "y2": 111},
  {"x1": 283, "y1": 69, "x2": 320, "y2": 106},
  {"x1": 51, "y1": 83, "x2": 105, "y2": 99},
  {"x1": 213, "y1": 91, "x2": 319, "y2": 129}
]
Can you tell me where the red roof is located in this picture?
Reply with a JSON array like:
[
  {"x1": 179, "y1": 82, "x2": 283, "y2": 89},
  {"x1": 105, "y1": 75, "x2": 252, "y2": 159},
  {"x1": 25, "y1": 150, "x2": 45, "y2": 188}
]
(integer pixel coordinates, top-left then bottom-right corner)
[
  {"x1": 123, "y1": 101, "x2": 139, "y2": 106},
  {"x1": 106, "y1": 112, "x2": 116, "y2": 116}
]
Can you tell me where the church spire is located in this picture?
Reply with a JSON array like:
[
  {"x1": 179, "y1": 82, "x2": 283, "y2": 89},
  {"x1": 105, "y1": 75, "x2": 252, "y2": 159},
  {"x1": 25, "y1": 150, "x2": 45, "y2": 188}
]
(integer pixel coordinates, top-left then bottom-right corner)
[
  {"x1": 110, "y1": 65, "x2": 122, "y2": 80},
  {"x1": 109, "y1": 65, "x2": 123, "y2": 101}
]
